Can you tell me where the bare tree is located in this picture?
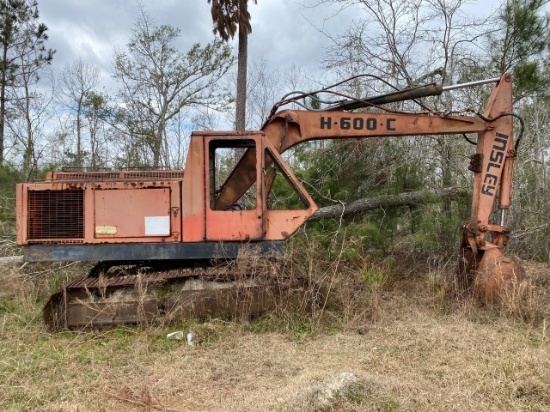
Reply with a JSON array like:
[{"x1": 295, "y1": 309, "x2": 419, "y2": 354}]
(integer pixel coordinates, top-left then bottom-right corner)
[
  {"x1": 82, "y1": 91, "x2": 112, "y2": 169},
  {"x1": 7, "y1": 64, "x2": 54, "y2": 180},
  {"x1": 245, "y1": 60, "x2": 313, "y2": 129},
  {"x1": 113, "y1": 9, "x2": 234, "y2": 168},
  {"x1": 57, "y1": 59, "x2": 100, "y2": 168}
]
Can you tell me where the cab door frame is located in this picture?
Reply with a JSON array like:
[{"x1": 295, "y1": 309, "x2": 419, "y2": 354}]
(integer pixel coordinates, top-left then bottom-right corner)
[{"x1": 204, "y1": 134, "x2": 264, "y2": 241}]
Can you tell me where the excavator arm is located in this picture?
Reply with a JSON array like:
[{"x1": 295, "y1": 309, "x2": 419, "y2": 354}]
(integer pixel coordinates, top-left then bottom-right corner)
[{"x1": 214, "y1": 73, "x2": 523, "y2": 300}]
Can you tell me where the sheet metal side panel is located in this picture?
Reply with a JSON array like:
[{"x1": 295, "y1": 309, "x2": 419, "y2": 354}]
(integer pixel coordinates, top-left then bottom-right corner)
[
  {"x1": 94, "y1": 188, "x2": 170, "y2": 238},
  {"x1": 15, "y1": 184, "x2": 26, "y2": 245},
  {"x1": 19, "y1": 181, "x2": 181, "y2": 244},
  {"x1": 262, "y1": 140, "x2": 318, "y2": 240},
  {"x1": 182, "y1": 135, "x2": 206, "y2": 242},
  {"x1": 84, "y1": 187, "x2": 94, "y2": 242},
  {"x1": 204, "y1": 134, "x2": 264, "y2": 241}
]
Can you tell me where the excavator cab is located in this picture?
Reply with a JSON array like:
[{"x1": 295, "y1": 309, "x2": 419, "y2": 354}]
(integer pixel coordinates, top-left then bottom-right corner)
[{"x1": 181, "y1": 132, "x2": 317, "y2": 243}]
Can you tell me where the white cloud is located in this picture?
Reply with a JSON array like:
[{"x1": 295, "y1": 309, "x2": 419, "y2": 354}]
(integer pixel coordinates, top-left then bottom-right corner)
[{"x1": 40, "y1": 0, "x2": 504, "y2": 84}]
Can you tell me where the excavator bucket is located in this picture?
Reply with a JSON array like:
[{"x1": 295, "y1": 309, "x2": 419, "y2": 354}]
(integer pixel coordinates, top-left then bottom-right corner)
[{"x1": 465, "y1": 248, "x2": 525, "y2": 302}]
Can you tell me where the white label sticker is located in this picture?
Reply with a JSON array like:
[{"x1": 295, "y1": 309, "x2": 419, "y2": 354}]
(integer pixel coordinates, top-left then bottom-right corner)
[
  {"x1": 144, "y1": 216, "x2": 170, "y2": 236},
  {"x1": 95, "y1": 225, "x2": 117, "y2": 235}
]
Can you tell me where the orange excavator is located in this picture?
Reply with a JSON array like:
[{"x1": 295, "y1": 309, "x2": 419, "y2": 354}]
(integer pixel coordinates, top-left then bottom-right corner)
[{"x1": 15, "y1": 73, "x2": 524, "y2": 328}]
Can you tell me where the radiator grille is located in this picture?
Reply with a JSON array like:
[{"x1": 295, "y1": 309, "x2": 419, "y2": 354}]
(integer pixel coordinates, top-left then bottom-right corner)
[{"x1": 28, "y1": 190, "x2": 84, "y2": 239}]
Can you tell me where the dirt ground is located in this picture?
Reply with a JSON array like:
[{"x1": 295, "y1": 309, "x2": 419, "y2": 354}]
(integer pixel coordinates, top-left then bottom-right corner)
[{"x1": 1, "y1": 261, "x2": 549, "y2": 411}]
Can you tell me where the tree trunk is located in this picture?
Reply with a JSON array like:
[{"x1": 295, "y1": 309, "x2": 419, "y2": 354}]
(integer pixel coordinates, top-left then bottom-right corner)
[
  {"x1": 23, "y1": 78, "x2": 35, "y2": 180},
  {"x1": 153, "y1": 133, "x2": 161, "y2": 168},
  {"x1": 0, "y1": 81, "x2": 5, "y2": 166},
  {"x1": 76, "y1": 104, "x2": 82, "y2": 168},
  {"x1": 0, "y1": 43, "x2": 7, "y2": 165},
  {"x1": 441, "y1": 139, "x2": 453, "y2": 218},
  {"x1": 235, "y1": 0, "x2": 248, "y2": 131},
  {"x1": 308, "y1": 186, "x2": 468, "y2": 221}
]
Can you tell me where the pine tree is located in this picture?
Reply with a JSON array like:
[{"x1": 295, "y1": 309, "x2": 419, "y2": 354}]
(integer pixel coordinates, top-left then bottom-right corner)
[
  {"x1": 0, "y1": 0, "x2": 54, "y2": 164},
  {"x1": 490, "y1": 0, "x2": 550, "y2": 100}
]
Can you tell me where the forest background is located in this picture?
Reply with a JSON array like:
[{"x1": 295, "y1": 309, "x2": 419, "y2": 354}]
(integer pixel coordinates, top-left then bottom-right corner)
[
  {"x1": 1, "y1": 0, "x2": 549, "y2": 262},
  {"x1": 1, "y1": 1, "x2": 550, "y2": 410}
]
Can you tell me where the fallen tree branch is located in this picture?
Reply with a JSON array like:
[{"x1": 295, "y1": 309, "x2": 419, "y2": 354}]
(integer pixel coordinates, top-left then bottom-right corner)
[
  {"x1": 309, "y1": 186, "x2": 468, "y2": 221},
  {"x1": 511, "y1": 223, "x2": 550, "y2": 239}
]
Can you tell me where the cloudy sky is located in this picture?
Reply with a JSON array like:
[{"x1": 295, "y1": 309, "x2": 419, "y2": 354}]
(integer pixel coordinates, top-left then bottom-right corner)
[
  {"x1": 40, "y1": 1, "x2": 356, "y2": 83},
  {"x1": 39, "y1": 0, "x2": 504, "y2": 89}
]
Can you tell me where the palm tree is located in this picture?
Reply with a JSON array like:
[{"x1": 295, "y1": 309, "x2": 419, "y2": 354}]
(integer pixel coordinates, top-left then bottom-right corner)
[{"x1": 207, "y1": 0, "x2": 257, "y2": 131}]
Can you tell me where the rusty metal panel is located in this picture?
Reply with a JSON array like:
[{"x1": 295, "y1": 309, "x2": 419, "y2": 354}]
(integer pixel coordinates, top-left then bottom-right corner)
[
  {"x1": 65, "y1": 299, "x2": 160, "y2": 327},
  {"x1": 182, "y1": 135, "x2": 206, "y2": 242},
  {"x1": 207, "y1": 210, "x2": 264, "y2": 241},
  {"x1": 15, "y1": 184, "x2": 27, "y2": 245},
  {"x1": 264, "y1": 211, "x2": 310, "y2": 240},
  {"x1": 94, "y1": 188, "x2": 171, "y2": 238},
  {"x1": 48, "y1": 170, "x2": 184, "y2": 182},
  {"x1": 17, "y1": 180, "x2": 182, "y2": 245},
  {"x1": 204, "y1": 134, "x2": 264, "y2": 241},
  {"x1": 262, "y1": 140, "x2": 317, "y2": 240}
]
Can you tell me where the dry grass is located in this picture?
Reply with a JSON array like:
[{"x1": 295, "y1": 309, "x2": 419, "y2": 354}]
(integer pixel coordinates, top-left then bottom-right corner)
[{"x1": 1, "y1": 250, "x2": 549, "y2": 411}]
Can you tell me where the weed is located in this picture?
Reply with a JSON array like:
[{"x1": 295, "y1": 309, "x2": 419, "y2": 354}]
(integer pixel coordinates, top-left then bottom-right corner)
[
  {"x1": 1, "y1": 240, "x2": 550, "y2": 411},
  {"x1": 499, "y1": 277, "x2": 547, "y2": 324},
  {"x1": 311, "y1": 380, "x2": 401, "y2": 412},
  {"x1": 362, "y1": 265, "x2": 390, "y2": 291},
  {"x1": 337, "y1": 382, "x2": 370, "y2": 405}
]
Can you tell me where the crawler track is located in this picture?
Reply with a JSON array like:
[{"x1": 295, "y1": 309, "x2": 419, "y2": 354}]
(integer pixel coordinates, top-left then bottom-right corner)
[{"x1": 44, "y1": 264, "x2": 303, "y2": 330}]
